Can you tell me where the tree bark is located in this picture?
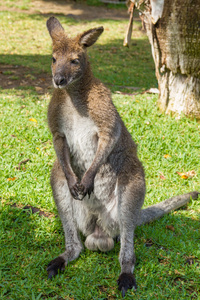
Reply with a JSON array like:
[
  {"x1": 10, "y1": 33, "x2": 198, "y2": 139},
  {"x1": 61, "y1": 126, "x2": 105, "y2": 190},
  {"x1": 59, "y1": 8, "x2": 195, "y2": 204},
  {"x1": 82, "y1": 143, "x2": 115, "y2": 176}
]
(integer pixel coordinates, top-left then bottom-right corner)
[{"x1": 141, "y1": 0, "x2": 200, "y2": 119}]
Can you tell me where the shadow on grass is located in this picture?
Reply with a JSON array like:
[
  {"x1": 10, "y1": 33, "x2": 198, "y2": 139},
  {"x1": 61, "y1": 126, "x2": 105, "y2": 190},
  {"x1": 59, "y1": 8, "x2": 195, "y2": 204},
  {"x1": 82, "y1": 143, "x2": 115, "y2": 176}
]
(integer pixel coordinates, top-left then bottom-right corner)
[
  {"x1": 0, "y1": 37, "x2": 156, "y2": 93},
  {"x1": 13, "y1": 0, "x2": 130, "y2": 20}
]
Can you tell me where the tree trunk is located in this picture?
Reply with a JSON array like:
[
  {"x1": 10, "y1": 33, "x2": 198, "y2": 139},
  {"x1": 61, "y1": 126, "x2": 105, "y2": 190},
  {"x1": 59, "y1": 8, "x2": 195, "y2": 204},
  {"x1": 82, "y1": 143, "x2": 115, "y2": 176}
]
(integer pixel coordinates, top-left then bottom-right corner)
[{"x1": 141, "y1": 0, "x2": 200, "y2": 119}]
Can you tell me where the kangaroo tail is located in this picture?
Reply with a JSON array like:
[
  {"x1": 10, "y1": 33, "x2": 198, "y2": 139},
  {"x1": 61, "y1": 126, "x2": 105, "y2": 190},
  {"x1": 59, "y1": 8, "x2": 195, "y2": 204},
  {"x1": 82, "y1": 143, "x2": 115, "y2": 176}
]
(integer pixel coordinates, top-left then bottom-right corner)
[{"x1": 138, "y1": 191, "x2": 199, "y2": 226}]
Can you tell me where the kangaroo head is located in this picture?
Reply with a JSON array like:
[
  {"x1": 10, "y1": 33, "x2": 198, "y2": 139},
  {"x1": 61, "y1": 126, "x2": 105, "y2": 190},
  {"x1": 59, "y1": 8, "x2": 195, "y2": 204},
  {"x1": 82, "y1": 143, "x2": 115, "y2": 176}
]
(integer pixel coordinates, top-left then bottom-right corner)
[{"x1": 46, "y1": 17, "x2": 104, "y2": 89}]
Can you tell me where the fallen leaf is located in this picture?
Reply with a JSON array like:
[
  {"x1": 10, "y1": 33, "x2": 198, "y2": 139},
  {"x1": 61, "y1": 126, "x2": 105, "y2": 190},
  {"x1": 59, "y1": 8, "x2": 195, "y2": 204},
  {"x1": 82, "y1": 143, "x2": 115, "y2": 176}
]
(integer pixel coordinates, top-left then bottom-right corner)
[
  {"x1": 186, "y1": 170, "x2": 196, "y2": 177},
  {"x1": 166, "y1": 225, "x2": 175, "y2": 231},
  {"x1": 7, "y1": 177, "x2": 17, "y2": 181},
  {"x1": 29, "y1": 118, "x2": 37, "y2": 123},
  {"x1": 176, "y1": 170, "x2": 196, "y2": 179},
  {"x1": 181, "y1": 174, "x2": 188, "y2": 179},
  {"x1": 176, "y1": 172, "x2": 185, "y2": 176},
  {"x1": 159, "y1": 172, "x2": 166, "y2": 180},
  {"x1": 164, "y1": 154, "x2": 171, "y2": 159}
]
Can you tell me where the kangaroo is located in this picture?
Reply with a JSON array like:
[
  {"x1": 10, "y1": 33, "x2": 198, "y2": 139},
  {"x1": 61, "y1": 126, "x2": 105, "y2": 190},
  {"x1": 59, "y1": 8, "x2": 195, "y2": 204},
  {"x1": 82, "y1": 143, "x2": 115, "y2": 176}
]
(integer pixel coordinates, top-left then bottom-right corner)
[{"x1": 46, "y1": 17, "x2": 199, "y2": 297}]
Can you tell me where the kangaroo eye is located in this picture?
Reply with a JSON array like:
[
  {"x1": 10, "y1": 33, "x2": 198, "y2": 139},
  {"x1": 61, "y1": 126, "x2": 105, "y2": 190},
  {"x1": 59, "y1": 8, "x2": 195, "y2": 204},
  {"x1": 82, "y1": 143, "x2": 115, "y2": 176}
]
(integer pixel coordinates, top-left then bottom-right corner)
[
  {"x1": 71, "y1": 59, "x2": 79, "y2": 65},
  {"x1": 52, "y1": 57, "x2": 56, "y2": 63}
]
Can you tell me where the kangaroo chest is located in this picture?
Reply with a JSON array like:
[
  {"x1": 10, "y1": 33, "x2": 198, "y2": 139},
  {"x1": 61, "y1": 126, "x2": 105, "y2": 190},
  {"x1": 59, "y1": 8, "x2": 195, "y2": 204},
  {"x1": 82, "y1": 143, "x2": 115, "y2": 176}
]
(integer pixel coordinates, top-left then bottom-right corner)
[{"x1": 61, "y1": 98, "x2": 98, "y2": 171}]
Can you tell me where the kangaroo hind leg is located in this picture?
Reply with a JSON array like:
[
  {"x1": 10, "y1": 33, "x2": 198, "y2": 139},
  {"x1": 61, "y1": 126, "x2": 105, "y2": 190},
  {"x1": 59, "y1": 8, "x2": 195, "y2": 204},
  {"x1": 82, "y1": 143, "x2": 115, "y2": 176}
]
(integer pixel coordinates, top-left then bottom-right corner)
[
  {"x1": 47, "y1": 160, "x2": 83, "y2": 279},
  {"x1": 117, "y1": 173, "x2": 145, "y2": 297}
]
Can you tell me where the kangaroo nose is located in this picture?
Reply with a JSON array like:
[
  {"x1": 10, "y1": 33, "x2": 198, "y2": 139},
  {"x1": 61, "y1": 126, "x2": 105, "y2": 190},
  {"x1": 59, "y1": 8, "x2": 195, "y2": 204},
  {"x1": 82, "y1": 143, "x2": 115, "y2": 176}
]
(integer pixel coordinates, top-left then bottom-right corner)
[{"x1": 54, "y1": 74, "x2": 67, "y2": 86}]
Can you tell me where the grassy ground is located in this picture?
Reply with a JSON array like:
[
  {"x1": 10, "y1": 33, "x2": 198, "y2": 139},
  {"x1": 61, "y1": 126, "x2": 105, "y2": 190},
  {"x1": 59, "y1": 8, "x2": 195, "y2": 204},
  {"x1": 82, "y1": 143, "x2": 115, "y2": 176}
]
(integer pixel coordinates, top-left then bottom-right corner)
[{"x1": 0, "y1": 2, "x2": 200, "y2": 300}]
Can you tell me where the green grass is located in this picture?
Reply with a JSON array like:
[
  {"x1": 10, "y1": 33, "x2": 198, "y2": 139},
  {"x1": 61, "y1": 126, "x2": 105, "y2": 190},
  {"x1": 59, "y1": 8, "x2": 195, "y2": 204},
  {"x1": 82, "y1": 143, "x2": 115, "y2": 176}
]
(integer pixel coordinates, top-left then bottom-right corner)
[
  {"x1": 1, "y1": 0, "x2": 31, "y2": 10},
  {"x1": 0, "y1": 8, "x2": 200, "y2": 300}
]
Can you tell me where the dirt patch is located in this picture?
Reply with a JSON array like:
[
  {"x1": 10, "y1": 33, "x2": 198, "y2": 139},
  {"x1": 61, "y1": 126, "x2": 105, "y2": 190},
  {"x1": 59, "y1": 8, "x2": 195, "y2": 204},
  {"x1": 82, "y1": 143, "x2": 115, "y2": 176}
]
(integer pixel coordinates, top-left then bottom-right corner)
[
  {"x1": 0, "y1": 0, "x2": 129, "y2": 20},
  {"x1": 0, "y1": 64, "x2": 52, "y2": 94}
]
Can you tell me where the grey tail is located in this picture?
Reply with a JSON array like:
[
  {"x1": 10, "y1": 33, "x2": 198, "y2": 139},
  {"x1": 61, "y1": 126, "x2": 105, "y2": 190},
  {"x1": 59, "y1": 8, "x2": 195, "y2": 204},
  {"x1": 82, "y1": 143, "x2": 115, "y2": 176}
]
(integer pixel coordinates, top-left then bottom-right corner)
[{"x1": 138, "y1": 191, "x2": 199, "y2": 226}]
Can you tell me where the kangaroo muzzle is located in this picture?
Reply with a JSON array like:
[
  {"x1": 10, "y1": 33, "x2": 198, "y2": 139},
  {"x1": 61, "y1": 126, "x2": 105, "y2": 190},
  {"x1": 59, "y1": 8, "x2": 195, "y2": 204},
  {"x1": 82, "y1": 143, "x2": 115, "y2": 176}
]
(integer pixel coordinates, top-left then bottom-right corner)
[{"x1": 53, "y1": 74, "x2": 67, "y2": 88}]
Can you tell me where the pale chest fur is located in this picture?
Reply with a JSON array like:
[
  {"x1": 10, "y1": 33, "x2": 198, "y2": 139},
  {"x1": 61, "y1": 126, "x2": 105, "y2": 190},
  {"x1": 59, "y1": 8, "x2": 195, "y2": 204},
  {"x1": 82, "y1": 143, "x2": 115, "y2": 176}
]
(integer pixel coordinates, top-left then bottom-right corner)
[{"x1": 60, "y1": 97, "x2": 98, "y2": 172}]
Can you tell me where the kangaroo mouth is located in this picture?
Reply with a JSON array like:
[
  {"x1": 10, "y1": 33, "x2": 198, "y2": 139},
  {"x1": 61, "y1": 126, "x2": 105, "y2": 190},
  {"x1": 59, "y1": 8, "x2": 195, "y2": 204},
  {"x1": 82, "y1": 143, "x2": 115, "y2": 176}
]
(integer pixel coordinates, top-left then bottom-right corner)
[
  {"x1": 52, "y1": 73, "x2": 68, "y2": 89},
  {"x1": 52, "y1": 76, "x2": 75, "y2": 89},
  {"x1": 52, "y1": 78, "x2": 67, "y2": 89}
]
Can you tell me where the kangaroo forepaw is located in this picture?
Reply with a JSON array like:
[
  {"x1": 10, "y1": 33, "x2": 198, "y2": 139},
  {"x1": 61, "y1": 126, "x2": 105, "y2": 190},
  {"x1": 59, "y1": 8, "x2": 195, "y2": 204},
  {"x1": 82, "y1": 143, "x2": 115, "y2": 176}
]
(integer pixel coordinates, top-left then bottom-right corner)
[
  {"x1": 69, "y1": 182, "x2": 84, "y2": 201},
  {"x1": 47, "y1": 256, "x2": 65, "y2": 279},
  {"x1": 117, "y1": 273, "x2": 137, "y2": 297},
  {"x1": 78, "y1": 181, "x2": 94, "y2": 199}
]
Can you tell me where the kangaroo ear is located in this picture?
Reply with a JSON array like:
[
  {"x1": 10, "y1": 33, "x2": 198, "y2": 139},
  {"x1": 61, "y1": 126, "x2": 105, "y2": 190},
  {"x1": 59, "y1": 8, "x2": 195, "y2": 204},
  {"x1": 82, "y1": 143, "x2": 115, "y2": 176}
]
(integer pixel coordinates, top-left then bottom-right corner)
[
  {"x1": 78, "y1": 27, "x2": 104, "y2": 48},
  {"x1": 46, "y1": 17, "x2": 65, "y2": 40}
]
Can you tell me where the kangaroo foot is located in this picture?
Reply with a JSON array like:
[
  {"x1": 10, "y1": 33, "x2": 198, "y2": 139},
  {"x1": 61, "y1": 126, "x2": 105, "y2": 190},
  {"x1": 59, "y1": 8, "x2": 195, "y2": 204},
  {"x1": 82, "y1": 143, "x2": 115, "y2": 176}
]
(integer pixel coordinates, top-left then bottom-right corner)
[
  {"x1": 117, "y1": 273, "x2": 137, "y2": 297},
  {"x1": 47, "y1": 256, "x2": 65, "y2": 279}
]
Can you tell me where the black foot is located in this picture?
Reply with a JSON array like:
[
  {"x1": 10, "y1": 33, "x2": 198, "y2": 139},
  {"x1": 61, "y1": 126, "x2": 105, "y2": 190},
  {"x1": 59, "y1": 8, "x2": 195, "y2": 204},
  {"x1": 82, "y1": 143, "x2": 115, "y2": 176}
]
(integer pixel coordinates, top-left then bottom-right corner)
[
  {"x1": 117, "y1": 273, "x2": 137, "y2": 297},
  {"x1": 47, "y1": 256, "x2": 65, "y2": 279}
]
